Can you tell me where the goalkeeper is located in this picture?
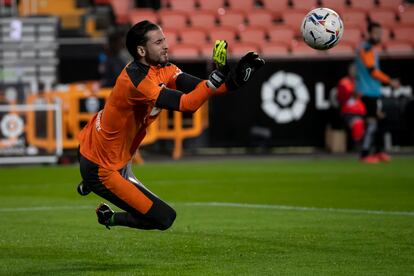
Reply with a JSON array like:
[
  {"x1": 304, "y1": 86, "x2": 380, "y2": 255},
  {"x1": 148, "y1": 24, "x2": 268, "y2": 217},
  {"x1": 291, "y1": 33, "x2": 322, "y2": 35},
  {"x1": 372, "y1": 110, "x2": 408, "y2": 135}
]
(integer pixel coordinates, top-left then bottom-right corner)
[{"x1": 76, "y1": 20, "x2": 265, "y2": 230}]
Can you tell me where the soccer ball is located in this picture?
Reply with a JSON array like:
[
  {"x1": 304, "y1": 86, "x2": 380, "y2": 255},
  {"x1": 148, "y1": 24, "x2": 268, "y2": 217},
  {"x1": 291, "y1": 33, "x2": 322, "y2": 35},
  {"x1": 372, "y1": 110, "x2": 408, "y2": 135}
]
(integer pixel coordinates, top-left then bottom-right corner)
[{"x1": 301, "y1": 7, "x2": 344, "y2": 50}]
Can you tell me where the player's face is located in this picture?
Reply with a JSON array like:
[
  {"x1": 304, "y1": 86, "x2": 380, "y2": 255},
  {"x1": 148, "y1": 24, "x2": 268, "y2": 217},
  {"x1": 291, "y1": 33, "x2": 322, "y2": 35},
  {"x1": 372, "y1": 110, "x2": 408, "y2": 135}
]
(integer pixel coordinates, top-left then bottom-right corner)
[
  {"x1": 143, "y1": 29, "x2": 169, "y2": 66},
  {"x1": 369, "y1": 27, "x2": 382, "y2": 45}
]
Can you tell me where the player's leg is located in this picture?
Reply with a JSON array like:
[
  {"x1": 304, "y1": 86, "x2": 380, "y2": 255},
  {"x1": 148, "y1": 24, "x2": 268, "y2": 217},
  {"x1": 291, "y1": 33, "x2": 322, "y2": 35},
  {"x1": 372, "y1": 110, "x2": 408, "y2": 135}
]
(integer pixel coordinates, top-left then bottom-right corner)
[
  {"x1": 360, "y1": 96, "x2": 379, "y2": 162},
  {"x1": 79, "y1": 155, "x2": 176, "y2": 230}
]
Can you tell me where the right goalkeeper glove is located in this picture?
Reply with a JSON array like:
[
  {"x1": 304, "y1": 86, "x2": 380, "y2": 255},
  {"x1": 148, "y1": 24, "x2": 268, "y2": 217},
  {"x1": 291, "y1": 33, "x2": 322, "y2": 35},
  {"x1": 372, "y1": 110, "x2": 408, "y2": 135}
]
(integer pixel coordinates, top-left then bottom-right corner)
[{"x1": 225, "y1": 51, "x2": 265, "y2": 91}]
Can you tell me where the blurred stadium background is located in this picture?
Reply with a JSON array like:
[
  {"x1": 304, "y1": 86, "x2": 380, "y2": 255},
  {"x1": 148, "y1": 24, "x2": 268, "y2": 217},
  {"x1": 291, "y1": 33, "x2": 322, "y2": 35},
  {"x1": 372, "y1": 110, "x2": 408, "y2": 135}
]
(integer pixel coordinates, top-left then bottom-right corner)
[
  {"x1": 0, "y1": 1, "x2": 414, "y2": 274},
  {"x1": 0, "y1": 0, "x2": 413, "y2": 162}
]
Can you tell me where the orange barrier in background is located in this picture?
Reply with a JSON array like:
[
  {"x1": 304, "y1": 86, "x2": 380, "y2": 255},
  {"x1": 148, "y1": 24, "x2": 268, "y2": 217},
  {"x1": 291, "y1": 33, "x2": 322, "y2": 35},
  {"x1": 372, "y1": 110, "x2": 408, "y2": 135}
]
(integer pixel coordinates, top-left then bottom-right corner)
[{"x1": 25, "y1": 82, "x2": 209, "y2": 160}]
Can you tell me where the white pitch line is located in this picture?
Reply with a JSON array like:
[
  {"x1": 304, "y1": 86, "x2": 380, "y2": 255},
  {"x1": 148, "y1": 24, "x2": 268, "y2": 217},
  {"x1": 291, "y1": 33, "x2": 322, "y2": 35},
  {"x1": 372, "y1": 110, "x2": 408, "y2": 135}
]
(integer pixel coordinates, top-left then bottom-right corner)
[
  {"x1": 181, "y1": 202, "x2": 414, "y2": 217},
  {"x1": 0, "y1": 202, "x2": 413, "y2": 217}
]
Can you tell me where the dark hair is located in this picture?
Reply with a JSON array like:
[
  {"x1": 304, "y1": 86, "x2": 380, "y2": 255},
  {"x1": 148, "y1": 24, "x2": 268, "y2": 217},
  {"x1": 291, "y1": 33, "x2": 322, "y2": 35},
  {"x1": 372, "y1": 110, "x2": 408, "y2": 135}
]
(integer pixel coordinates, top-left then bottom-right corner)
[
  {"x1": 126, "y1": 20, "x2": 160, "y2": 59},
  {"x1": 367, "y1": 21, "x2": 381, "y2": 33}
]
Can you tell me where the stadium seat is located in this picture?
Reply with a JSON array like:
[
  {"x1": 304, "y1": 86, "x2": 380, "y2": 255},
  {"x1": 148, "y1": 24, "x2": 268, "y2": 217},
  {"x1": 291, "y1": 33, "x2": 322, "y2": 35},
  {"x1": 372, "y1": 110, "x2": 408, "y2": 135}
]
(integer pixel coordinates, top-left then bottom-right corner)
[
  {"x1": 208, "y1": 27, "x2": 237, "y2": 45},
  {"x1": 238, "y1": 27, "x2": 266, "y2": 45},
  {"x1": 226, "y1": 0, "x2": 256, "y2": 12},
  {"x1": 189, "y1": 11, "x2": 217, "y2": 29},
  {"x1": 128, "y1": 9, "x2": 158, "y2": 25},
  {"x1": 348, "y1": 0, "x2": 375, "y2": 13},
  {"x1": 218, "y1": 10, "x2": 246, "y2": 29},
  {"x1": 392, "y1": 27, "x2": 414, "y2": 44},
  {"x1": 368, "y1": 10, "x2": 397, "y2": 28},
  {"x1": 260, "y1": 43, "x2": 289, "y2": 57},
  {"x1": 384, "y1": 41, "x2": 413, "y2": 53},
  {"x1": 169, "y1": 44, "x2": 200, "y2": 59},
  {"x1": 320, "y1": 0, "x2": 347, "y2": 14},
  {"x1": 158, "y1": 10, "x2": 188, "y2": 30},
  {"x1": 163, "y1": 29, "x2": 179, "y2": 48},
  {"x1": 341, "y1": 10, "x2": 367, "y2": 32},
  {"x1": 167, "y1": 0, "x2": 196, "y2": 12},
  {"x1": 290, "y1": 41, "x2": 322, "y2": 55},
  {"x1": 267, "y1": 27, "x2": 294, "y2": 46},
  {"x1": 399, "y1": 9, "x2": 414, "y2": 26},
  {"x1": 282, "y1": 10, "x2": 307, "y2": 34},
  {"x1": 197, "y1": 0, "x2": 225, "y2": 13},
  {"x1": 199, "y1": 44, "x2": 214, "y2": 57},
  {"x1": 261, "y1": 0, "x2": 289, "y2": 18},
  {"x1": 179, "y1": 28, "x2": 208, "y2": 46},
  {"x1": 110, "y1": 0, "x2": 133, "y2": 24},
  {"x1": 326, "y1": 44, "x2": 354, "y2": 55},
  {"x1": 377, "y1": 0, "x2": 403, "y2": 12},
  {"x1": 290, "y1": 0, "x2": 318, "y2": 12},
  {"x1": 230, "y1": 42, "x2": 261, "y2": 57},
  {"x1": 340, "y1": 28, "x2": 363, "y2": 48},
  {"x1": 246, "y1": 10, "x2": 273, "y2": 28}
]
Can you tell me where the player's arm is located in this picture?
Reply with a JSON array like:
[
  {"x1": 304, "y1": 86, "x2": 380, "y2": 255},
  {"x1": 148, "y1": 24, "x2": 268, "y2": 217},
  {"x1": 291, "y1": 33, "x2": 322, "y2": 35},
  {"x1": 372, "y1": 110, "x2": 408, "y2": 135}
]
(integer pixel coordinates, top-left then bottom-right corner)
[{"x1": 359, "y1": 48, "x2": 391, "y2": 84}]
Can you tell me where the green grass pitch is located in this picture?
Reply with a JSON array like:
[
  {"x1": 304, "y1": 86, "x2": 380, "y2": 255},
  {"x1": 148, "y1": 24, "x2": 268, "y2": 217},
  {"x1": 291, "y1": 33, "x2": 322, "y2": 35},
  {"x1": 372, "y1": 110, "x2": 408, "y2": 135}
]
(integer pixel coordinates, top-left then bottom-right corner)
[{"x1": 0, "y1": 156, "x2": 413, "y2": 275}]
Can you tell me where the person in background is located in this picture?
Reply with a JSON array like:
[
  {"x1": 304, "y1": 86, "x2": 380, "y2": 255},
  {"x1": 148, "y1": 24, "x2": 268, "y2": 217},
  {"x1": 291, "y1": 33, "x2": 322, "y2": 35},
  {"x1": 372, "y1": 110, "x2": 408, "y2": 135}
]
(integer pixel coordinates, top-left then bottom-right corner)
[
  {"x1": 337, "y1": 62, "x2": 366, "y2": 149},
  {"x1": 355, "y1": 21, "x2": 400, "y2": 163},
  {"x1": 99, "y1": 29, "x2": 129, "y2": 88}
]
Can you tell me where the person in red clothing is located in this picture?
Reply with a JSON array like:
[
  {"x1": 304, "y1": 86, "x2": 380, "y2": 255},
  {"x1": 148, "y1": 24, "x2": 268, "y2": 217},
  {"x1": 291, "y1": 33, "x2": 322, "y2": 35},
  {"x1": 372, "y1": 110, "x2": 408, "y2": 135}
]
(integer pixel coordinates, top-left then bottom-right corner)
[
  {"x1": 337, "y1": 63, "x2": 366, "y2": 148},
  {"x1": 76, "y1": 20, "x2": 265, "y2": 230}
]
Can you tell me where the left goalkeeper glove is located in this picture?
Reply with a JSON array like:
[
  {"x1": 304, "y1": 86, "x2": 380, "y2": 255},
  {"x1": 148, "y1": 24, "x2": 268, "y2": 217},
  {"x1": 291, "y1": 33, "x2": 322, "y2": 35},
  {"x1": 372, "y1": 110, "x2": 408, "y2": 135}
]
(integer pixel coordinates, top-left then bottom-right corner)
[{"x1": 212, "y1": 40, "x2": 229, "y2": 74}]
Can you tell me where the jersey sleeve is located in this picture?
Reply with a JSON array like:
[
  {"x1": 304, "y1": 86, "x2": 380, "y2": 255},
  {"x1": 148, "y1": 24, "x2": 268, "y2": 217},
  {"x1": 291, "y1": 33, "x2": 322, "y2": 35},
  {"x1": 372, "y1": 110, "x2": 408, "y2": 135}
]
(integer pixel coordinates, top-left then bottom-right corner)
[{"x1": 359, "y1": 47, "x2": 391, "y2": 84}]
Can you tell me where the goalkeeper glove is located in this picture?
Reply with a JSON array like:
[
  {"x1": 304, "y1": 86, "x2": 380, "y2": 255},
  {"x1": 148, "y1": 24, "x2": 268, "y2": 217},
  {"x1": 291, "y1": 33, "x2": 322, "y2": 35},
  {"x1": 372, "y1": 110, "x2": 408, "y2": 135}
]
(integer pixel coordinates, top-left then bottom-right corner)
[
  {"x1": 207, "y1": 40, "x2": 228, "y2": 90},
  {"x1": 212, "y1": 40, "x2": 229, "y2": 74},
  {"x1": 225, "y1": 51, "x2": 265, "y2": 91}
]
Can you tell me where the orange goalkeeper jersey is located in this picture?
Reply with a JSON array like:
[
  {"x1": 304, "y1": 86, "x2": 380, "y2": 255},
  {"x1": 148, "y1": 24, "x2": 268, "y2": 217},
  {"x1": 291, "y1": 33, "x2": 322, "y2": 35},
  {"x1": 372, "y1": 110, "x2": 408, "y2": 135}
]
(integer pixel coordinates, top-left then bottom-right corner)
[{"x1": 79, "y1": 61, "x2": 181, "y2": 170}]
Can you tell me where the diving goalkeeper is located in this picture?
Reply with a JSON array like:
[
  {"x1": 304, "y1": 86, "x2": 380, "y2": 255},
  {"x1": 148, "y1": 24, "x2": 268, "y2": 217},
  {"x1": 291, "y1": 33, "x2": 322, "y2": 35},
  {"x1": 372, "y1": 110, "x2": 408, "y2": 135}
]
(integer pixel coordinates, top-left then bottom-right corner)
[{"x1": 76, "y1": 20, "x2": 265, "y2": 230}]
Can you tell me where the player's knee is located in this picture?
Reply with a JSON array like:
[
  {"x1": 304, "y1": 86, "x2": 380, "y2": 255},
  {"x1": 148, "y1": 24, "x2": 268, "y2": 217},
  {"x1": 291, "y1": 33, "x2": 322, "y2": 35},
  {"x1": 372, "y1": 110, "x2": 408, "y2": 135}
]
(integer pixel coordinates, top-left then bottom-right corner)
[
  {"x1": 351, "y1": 119, "x2": 365, "y2": 141},
  {"x1": 157, "y1": 208, "x2": 176, "y2": 231}
]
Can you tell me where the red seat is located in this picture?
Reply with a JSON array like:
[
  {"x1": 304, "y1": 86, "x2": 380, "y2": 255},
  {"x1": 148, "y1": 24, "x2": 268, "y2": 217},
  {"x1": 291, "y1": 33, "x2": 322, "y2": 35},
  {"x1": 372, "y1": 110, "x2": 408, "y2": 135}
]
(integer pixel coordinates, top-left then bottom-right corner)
[
  {"x1": 110, "y1": 0, "x2": 133, "y2": 24},
  {"x1": 340, "y1": 28, "x2": 363, "y2": 48},
  {"x1": 179, "y1": 28, "x2": 208, "y2": 46},
  {"x1": 377, "y1": 0, "x2": 403, "y2": 11},
  {"x1": 290, "y1": 41, "x2": 323, "y2": 55},
  {"x1": 226, "y1": 0, "x2": 256, "y2": 12},
  {"x1": 341, "y1": 10, "x2": 367, "y2": 32},
  {"x1": 189, "y1": 11, "x2": 217, "y2": 29},
  {"x1": 128, "y1": 9, "x2": 158, "y2": 25},
  {"x1": 246, "y1": 10, "x2": 273, "y2": 28},
  {"x1": 368, "y1": 10, "x2": 397, "y2": 28},
  {"x1": 320, "y1": 0, "x2": 347, "y2": 14},
  {"x1": 393, "y1": 27, "x2": 414, "y2": 44},
  {"x1": 158, "y1": 10, "x2": 188, "y2": 30},
  {"x1": 168, "y1": 0, "x2": 196, "y2": 12},
  {"x1": 197, "y1": 0, "x2": 225, "y2": 13},
  {"x1": 282, "y1": 11, "x2": 307, "y2": 34},
  {"x1": 238, "y1": 27, "x2": 266, "y2": 45},
  {"x1": 199, "y1": 44, "x2": 214, "y2": 57},
  {"x1": 170, "y1": 44, "x2": 200, "y2": 59},
  {"x1": 230, "y1": 42, "x2": 261, "y2": 57},
  {"x1": 267, "y1": 27, "x2": 295, "y2": 46},
  {"x1": 261, "y1": 0, "x2": 289, "y2": 16},
  {"x1": 261, "y1": 43, "x2": 289, "y2": 57},
  {"x1": 348, "y1": 0, "x2": 376, "y2": 13},
  {"x1": 326, "y1": 44, "x2": 354, "y2": 55},
  {"x1": 384, "y1": 41, "x2": 413, "y2": 53},
  {"x1": 218, "y1": 10, "x2": 246, "y2": 29},
  {"x1": 290, "y1": 0, "x2": 318, "y2": 12},
  {"x1": 208, "y1": 27, "x2": 237, "y2": 45},
  {"x1": 399, "y1": 10, "x2": 414, "y2": 26},
  {"x1": 163, "y1": 28, "x2": 179, "y2": 48}
]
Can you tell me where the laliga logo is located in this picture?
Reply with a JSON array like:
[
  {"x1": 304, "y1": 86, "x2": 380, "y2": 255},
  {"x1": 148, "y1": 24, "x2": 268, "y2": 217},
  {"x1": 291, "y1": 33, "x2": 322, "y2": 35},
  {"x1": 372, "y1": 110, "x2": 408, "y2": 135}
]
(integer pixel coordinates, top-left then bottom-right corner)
[
  {"x1": 1, "y1": 113, "x2": 24, "y2": 138},
  {"x1": 261, "y1": 71, "x2": 309, "y2": 124}
]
